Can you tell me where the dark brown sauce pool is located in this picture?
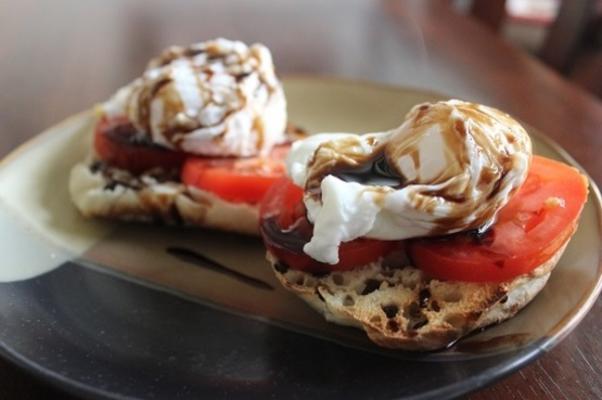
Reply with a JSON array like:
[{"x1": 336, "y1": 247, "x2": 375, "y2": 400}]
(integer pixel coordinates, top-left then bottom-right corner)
[{"x1": 332, "y1": 152, "x2": 402, "y2": 188}]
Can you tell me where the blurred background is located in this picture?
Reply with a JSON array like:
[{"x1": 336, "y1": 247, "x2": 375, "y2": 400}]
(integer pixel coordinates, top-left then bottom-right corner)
[
  {"x1": 1, "y1": 0, "x2": 600, "y2": 157},
  {"x1": 458, "y1": 0, "x2": 601, "y2": 96}
]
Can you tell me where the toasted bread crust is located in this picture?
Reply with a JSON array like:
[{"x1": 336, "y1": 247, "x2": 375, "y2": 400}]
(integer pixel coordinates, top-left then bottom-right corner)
[
  {"x1": 267, "y1": 244, "x2": 566, "y2": 350},
  {"x1": 69, "y1": 160, "x2": 258, "y2": 235}
]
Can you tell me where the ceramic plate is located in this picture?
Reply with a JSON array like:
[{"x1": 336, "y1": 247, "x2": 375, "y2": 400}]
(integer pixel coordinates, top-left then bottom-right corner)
[{"x1": 0, "y1": 77, "x2": 600, "y2": 400}]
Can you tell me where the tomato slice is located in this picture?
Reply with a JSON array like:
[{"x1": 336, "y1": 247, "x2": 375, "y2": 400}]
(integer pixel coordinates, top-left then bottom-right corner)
[
  {"x1": 94, "y1": 116, "x2": 186, "y2": 173},
  {"x1": 181, "y1": 145, "x2": 290, "y2": 204},
  {"x1": 408, "y1": 156, "x2": 588, "y2": 282},
  {"x1": 259, "y1": 178, "x2": 404, "y2": 273},
  {"x1": 96, "y1": 116, "x2": 289, "y2": 204}
]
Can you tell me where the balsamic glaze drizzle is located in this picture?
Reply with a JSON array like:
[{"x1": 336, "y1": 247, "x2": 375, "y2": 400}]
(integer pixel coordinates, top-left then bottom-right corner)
[
  {"x1": 332, "y1": 153, "x2": 403, "y2": 188},
  {"x1": 166, "y1": 247, "x2": 274, "y2": 291}
]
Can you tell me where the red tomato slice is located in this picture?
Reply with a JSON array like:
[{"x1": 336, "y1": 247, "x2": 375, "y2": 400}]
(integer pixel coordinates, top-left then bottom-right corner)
[
  {"x1": 259, "y1": 178, "x2": 404, "y2": 273},
  {"x1": 408, "y1": 156, "x2": 588, "y2": 282},
  {"x1": 181, "y1": 145, "x2": 290, "y2": 204},
  {"x1": 94, "y1": 116, "x2": 185, "y2": 173},
  {"x1": 96, "y1": 116, "x2": 289, "y2": 204}
]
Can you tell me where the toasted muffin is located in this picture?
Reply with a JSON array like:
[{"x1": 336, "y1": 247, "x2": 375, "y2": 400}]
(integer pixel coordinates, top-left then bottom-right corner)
[{"x1": 266, "y1": 243, "x2": 566, "y2": 351}]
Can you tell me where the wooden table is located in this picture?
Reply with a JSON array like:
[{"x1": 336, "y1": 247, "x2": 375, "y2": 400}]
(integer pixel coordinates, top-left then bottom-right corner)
[{"x1": 1, "y1": 0, "x2": 601, "y2": 398}]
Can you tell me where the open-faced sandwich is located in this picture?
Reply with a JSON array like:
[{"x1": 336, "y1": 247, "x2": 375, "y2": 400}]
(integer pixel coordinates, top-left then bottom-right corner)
[
  {"x1": 70, "y1": 38, "x2": 291, "y2": 235},
  {"x1": 259, "y1": 100, "x2": 589, "y2": 350}
]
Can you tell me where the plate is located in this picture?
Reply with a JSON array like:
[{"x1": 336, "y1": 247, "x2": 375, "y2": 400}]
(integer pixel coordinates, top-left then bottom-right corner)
[{"x1": 0, "y1": 77, "x2": 600, "y2": 400}]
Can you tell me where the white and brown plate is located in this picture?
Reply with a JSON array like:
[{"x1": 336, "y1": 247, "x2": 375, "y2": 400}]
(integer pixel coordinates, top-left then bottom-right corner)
[{"x1": 0, "y1": 77, "x2": 600, "y2": 400}]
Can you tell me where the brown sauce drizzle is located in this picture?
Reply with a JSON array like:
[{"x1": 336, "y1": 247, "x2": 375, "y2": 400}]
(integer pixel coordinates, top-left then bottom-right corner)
[
  {"x1": 331, "y1": 151, "x2": 403, "y2": 188},
  {"x1": 449, "y1": 333, "x2": 531, "y2": 353},
  {"x1": 128, "y1": 42, "x2": 275, "y2": 150},
  {"x1": 301, "y1": 101, "x2": 527, "y2": 241},
  {"x1": 469, "y1": 226, "x2": 496, "y2": 244},
  {"x1": 182, "y1": 47, "x2": 205, "y2": 59},
  {"x1": 306, "y1": 145, "x2": 404, "y2": 199},
  {"x1": 260, "y1": 217, "x2": 309, "y2": 256},
  {"x1": 486, "y1": 171, "x2": 507, "y2": 200},
  {"x1": 253, "y1": 116, "x2": 265, "y2": 151},
  {"x1": 166, "y1": 247, "x2": 274, "y2": 291}
]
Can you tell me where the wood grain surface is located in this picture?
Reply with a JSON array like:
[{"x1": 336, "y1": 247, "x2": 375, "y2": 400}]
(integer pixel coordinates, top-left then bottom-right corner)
[{"x1": 0, "y1": 0, "x2": 601, "y2": 398}]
